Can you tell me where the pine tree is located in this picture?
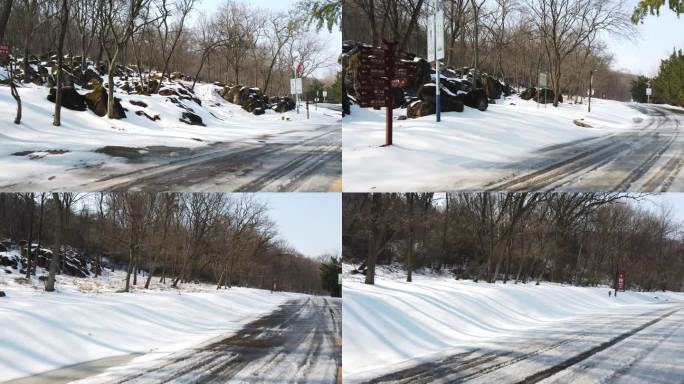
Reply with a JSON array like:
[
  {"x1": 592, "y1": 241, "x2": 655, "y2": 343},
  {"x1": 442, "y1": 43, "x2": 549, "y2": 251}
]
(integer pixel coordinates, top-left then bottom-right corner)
[
  {"x1": 653, "y1": 49, "x2": 684, "y2": 106},
  {"x1": 320, "y1": 256, "x2": 342, "y2": 297},
  {"x1": 630, "y1": 75, "x2": 649, "y2": 103}
]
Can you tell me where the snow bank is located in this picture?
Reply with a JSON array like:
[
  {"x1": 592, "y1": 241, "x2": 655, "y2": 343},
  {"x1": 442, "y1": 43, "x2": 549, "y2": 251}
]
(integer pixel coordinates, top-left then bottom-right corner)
[
  {"x1": 0, "y1": 254, "x2": 304, "y2": 381},
  {"x1": 0, "y1": 82, "x2": 339, "y2": 189},
  {"x1": 342, "y1": 264, "x2": 684, "y2": 382},
  {"x1": 342, "y1": 96, "x2": 647, "y2": 191}
]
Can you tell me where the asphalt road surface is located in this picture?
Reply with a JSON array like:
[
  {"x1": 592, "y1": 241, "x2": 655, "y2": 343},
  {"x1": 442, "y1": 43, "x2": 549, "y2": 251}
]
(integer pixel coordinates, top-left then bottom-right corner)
[
  {"x1": 46, "y1": 297, "x2": 342, "y2": 384},
  {"x1": 483, "y1": 105, "x2": 684, "y2": 192},
  {"x1": 363, "y1": 304, "x2": 684, "y2": 384},
  {"x1": 76, "y1": 123, "x2": 341, "y2": 192}
]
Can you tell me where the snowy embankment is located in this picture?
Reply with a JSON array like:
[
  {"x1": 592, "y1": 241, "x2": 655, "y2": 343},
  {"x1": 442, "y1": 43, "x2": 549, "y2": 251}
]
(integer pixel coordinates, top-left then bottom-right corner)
[
  {"x1": 0, "y1": 249, "x2": 304, "y2": 382},
  {"x1": 342, "y1": 264, "x2": 684, "y2": 383},
  {"x1": 0, "y1": 82, "x2": 338, "y2": 189},
  {"x1": 342, "y1": 96, "x2": 647, "y2": 191}
]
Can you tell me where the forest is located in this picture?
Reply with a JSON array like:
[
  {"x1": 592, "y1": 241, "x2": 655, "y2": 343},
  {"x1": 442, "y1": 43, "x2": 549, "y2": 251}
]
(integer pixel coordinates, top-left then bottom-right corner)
[
  {"x1": 343, "y1": 193, "x2": 684, "y2": 292},
  {"x1": 0, "y1": 192, "x2": 340, "y2": 296},
  {"x1": 343, "y1": 0, "x2": 640, "y2": 104},
  {"x1": 0, "y1": 0, "x2": 342, "y2": 125}
]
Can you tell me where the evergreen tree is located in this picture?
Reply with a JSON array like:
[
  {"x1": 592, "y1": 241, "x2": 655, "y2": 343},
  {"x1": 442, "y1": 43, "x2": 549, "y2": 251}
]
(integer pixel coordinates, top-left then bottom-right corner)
[
  {"x1": 320, "y1": 256, "x2": 342, "y2": 297},
  {"x1": 632, "y1": 0, "x2": 684, "y2": 23},
  {"x1": 630, "y1": 75, "x2": 649, "y2": 103},
  {"x1": 653, "y1": 49, "x2": 684, "y2": 106}
]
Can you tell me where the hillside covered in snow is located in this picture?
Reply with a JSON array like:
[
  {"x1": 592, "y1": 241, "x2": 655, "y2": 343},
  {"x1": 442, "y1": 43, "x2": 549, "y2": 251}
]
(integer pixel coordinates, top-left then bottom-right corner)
[
  {"x1": 342, "y1": 264, "x2": 684, "y2": 383},
  {"x1": 0, "y1": 245, "x2": 306, "y2": 382}
]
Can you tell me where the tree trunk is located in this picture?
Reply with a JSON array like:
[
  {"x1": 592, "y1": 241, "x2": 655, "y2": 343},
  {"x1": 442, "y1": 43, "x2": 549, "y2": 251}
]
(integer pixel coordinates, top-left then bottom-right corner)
[
  {"x1": 45, "y1": 194, "x2": 64, "y2": 292},
  {"x1": 10, "y1": 62, "x2": 21, "y2": 124},
  {"x1": 24, "y1": 194, "x2": 34, "y2": 279},
  {"x1": 53, "y1": 0, "x2": 69, "y2": 127},
  {"x1": 107, "y1": 62, "x2": 116, "y2": 118},
  {"x1": 0, "y1": 0, "x2": 13, "y2": 42},
  {"x1": 125, "y1": 246, "x2": 134, "y2": 292}
]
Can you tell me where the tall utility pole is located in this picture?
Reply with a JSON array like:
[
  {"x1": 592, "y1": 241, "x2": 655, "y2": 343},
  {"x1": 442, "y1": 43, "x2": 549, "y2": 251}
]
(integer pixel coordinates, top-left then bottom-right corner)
[{"x1": 428, "y1": 0, "x2": 444, "y2": 122}]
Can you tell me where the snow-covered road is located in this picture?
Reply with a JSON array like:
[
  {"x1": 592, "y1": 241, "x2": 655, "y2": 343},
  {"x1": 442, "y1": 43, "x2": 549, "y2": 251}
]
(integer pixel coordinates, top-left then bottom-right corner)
[
  {"x1": 343, "y1": 97, "x2": 684, "y2": 192},
  {"x1": 69, "y1": 297, "x2": 342, "y2": 384},
  {"x1": 75, "y1": 123, "x2": 341, "y2": 192},
  {"x1": 483, "y1": 105, "x2": 684, "y2": 192},
  {"x1": 365, "y1": 304, "x2": 684, "y2": 384}
]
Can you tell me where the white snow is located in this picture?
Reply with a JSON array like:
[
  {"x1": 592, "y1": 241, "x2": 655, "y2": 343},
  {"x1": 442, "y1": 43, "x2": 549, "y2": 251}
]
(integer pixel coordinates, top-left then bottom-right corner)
[
  {"x1": 0, "y1": 248, "x2": 305, "y2": 382},
  {"x1": 342, "y1": 96, "x2": 648, "y2": 191},
  {"x1": 342, "y1": 264, "x2": 684, "y2": 383},
  {"x1": 0, "y1": 81, "x2": 339, "y2": 189}
]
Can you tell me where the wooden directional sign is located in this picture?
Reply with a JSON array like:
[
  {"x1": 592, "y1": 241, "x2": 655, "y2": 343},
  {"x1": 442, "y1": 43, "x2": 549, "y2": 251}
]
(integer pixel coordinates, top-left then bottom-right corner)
[
  {"x1": 355, "y1": 40, "x2": 420, "y2": 146},
  {"x1": 391, "y1": 78, "x2": 409, "y2": 88},
  {"x1": 0, "y1": 43, "x2": 10, "y2": 58}
]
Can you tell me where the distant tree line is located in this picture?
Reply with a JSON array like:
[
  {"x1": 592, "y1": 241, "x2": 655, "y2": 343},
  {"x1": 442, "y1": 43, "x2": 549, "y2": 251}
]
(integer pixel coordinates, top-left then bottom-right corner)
[
  {"x1": 0, "y1": 192, "x2": 338, "y2": 296},
  {"x1": 343, "y1": 193, "x2": 684, "y2": 292},
  {"x1": 343, "y1": 0, "x2": 637, "y2": 103}
]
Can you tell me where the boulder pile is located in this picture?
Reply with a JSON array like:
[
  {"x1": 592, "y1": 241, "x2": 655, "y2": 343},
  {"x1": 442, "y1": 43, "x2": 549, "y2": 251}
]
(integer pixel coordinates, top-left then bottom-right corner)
[
  {"x1": 343, "y1": 40, "x2": 516, "y2": 118},
  {"x1": 218, "y1": 85, "x2": 296, "y2": 115},
  {"x1": 520, "y1": 87, "x2": 563, "y2": 104}
]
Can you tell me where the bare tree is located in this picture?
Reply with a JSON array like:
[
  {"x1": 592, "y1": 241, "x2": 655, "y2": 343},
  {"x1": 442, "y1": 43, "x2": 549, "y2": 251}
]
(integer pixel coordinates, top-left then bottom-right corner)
[
  {"x1": 52, "y1": 0, "x2": 71, "y2": 127},
  {"x1": 526, "y1": 0, "x2": 633, "y2": 106}
]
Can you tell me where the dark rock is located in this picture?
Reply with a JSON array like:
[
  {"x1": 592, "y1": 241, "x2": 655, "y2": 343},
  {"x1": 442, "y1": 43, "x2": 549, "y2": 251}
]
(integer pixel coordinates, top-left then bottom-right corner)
[
  {"x1": 0, "y1": 255, "x2": 17, "y2": 268},
  {"x1": 253, "y1": 107, "x2": 265, "y2": 116},
  {"x1": 158, "y1": 87, "x2": 178, "y2": 97},
  {"x1": 130, "y1": 100, "x2": 148, "y2": 108},
  {"x1": 407, "y1": 100, "x2": 435, "y2": 118},
  {"x1": 38, "y1": 275, "x2": 48, "y2": 282},
  {"x1": 272, "y1": 96, "x2": 296, "y2": 113},
  {"x1": 521, "y1": 87, "x2": 537, "y2": 101},
  {"x1": 47, "y1": 86, "x2": 87, "y2": 111},
  {"x1": 416, "y1": 83, "x2": 465, "y2": 113},
  {"x1": 179, "y1": 112, "x2": 205, "y2": 126},
  {"x1": 465, "y1": 89, "x2": 489, "y2": 111},
  {"x1": 397, "y1": 115, "x2": 408, "y2": 120},
  {"x1": 84, "y1": 85, "x2": 126, "y2": 119},
  {"x1": 135, "y1": 110, "x2": 160, "y2": 121},
  {"x1": 0, "y1": 291, "x2": 5, "y2": 297},
  {"x1": 484, "y1": 76, "x2": 503, "y2": 100}
]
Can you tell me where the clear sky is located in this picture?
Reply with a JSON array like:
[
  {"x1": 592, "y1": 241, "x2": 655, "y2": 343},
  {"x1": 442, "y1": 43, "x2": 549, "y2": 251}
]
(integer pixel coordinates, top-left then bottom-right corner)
[
  {"x1": 606, "y1": 0, "x2": 684, "y2": 76},
  {"x1": 195, "y1": 0, "x2": 341, "y2": 78},
  {"x1": 259, "y1": 193, "x2": 341, "y2": 258}
]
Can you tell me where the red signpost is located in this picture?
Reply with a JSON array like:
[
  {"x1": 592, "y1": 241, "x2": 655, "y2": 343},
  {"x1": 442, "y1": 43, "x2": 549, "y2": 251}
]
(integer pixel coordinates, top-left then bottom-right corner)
[
  {"x1": 355, "y1": 41, "x2": 417, "y2": 146},
  {"x1": 616, "y1": 271, "x2": 626, "y2": 292},
  {"x1": 0, "y1": 43, "x2": 10, "y2": 58}
]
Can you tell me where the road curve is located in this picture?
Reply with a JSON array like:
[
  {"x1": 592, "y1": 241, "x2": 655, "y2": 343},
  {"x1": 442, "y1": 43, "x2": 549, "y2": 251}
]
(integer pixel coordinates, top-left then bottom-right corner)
[
  {"x1": 77, "y1": 124, "x2": 341, "y2": 192},
  {"x1": 483, "y1": 105, "x2": 684, "y2": 192},
  {"x1": 362, "y1": 304, "x2": 684, "y2": 384}
]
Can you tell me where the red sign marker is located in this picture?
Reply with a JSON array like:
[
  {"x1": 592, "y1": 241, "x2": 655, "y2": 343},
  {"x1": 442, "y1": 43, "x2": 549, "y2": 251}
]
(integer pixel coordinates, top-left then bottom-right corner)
[
  {"x1": 617, "y1": 271, "x2": 625, "y2": 292},
  {"x1": 0, "y1": 43, "x2": 10, "y2": 58}
]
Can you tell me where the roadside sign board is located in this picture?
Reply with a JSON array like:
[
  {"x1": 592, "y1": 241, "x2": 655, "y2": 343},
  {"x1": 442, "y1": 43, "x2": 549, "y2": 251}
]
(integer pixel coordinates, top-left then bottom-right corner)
[
  {"x1": 617, "y1": 271, "x2": 626, "y2": 292},
  {"x1": 427, "y1": 10, "x2": 445, "y2": 62},
  {"x1": 338, "y1": 274, "x2": 342, "y2": 285},
  {"x1": 646, "y1": 88, "x2": 652, "y2": 96},
  {"x1": 290, "y1": 78, "x2": 303, "y2": 95},
  {"x1": 0, "y1": 43, "x2": 10, "y2": 58},
  {"x1": 355, "y1": 41, "x2": 418, "y2": 145},
  {"x1": 323, "y1": 90, "x2": 328, "y2": 98},
  {"x1": 538, "y1": 72, "x2": 547, "y2": 88}
]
